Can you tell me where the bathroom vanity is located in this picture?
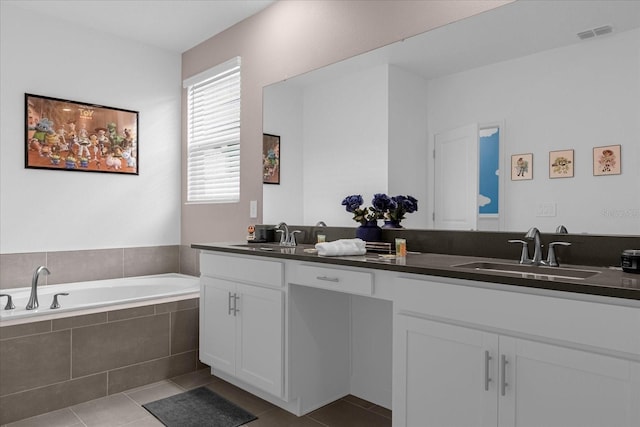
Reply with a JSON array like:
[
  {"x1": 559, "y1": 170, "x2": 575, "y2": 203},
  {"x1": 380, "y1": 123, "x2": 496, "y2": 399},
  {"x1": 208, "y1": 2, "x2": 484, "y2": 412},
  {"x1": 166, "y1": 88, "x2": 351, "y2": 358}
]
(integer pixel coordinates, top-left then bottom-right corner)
[{"x1": 192, "y1": 242, "x2": 640, "y2": 426}]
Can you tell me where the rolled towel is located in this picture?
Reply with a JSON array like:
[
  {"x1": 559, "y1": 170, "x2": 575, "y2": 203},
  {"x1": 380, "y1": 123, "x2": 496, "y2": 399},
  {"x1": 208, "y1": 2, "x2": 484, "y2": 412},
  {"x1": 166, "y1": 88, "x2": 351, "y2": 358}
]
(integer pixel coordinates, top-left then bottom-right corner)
[{"x1": 315, "y1": 238, "x2": 366, "y2": 257}]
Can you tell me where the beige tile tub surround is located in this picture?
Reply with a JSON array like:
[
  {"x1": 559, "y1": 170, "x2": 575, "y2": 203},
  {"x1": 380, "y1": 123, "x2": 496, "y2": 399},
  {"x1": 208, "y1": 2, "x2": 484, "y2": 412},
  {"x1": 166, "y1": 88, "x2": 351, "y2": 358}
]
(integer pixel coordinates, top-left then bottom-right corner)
[
  {"x1": 0, "y1": 245, "x2": 198, "y2": 290},
  {"x1": 0, "y1": 298, "x2": 200, "y2": 425}
]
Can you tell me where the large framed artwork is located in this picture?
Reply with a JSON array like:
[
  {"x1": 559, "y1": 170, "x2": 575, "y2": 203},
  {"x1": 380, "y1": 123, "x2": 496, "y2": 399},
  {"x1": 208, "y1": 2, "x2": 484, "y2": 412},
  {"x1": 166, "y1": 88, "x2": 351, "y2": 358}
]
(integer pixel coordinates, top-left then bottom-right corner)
[
  {"x1": 25, "y1": 93, "x2": 139, "y2": 174},
  {"x1": 263, "y1": 133, "x2": 280, "y2": 184}
]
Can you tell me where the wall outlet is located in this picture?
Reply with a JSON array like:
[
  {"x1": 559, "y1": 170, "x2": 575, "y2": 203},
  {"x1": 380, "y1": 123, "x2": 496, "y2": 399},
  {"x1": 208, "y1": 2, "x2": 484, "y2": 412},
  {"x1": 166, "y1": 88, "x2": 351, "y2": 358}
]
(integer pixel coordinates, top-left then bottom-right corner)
[
  {"x1": 250, "y1": 200, "x2": 258, "y2": 218},
  {"x1": 536, "y1": 202, "x2": 556, "y2": 217}
]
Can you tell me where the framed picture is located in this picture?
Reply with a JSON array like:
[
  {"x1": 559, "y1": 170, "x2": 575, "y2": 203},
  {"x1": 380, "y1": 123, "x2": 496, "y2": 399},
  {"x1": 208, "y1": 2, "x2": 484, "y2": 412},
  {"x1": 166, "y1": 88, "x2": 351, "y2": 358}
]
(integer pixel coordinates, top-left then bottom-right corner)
[
  {"x1": 263, "y1": 133, "x2": 280, "y2": 184},
  {"x1": 25, "y1": 93, "x2": 138, "y2": 174},
  {"x1": 511, "y1": 153, "x2": 533, "y2": 181},
  {"x1": 593, "y1": 144, "x2": 621, "y2": 176},
  {"x1": 549, "y1": 149, "x2": 574, "y2": 178}
]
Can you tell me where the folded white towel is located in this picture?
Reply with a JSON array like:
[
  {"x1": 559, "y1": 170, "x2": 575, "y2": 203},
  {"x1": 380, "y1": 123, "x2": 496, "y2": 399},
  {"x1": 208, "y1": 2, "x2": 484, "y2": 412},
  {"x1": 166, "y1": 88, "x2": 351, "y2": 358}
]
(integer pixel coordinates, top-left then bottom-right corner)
[{"x1": 315, "y1": 238, "x2": 367, "y2": 257}]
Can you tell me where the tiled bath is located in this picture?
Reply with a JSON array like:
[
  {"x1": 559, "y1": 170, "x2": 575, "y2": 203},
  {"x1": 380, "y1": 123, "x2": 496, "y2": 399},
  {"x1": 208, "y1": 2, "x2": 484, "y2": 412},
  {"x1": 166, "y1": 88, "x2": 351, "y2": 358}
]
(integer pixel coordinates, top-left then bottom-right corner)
[
  {"x1": 0, "y1": 244, "x2": 201, "y2": 424},
  {"x1": 0, "y1": 297, "x2": 201, "y2": 424}
]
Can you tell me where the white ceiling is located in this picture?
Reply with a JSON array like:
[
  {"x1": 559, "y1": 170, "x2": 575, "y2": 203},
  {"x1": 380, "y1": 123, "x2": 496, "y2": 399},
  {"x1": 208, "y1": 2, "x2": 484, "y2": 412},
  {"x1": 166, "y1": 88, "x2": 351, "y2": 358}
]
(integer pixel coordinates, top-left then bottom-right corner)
[{"x1": 3, "y1": 0, "x2": 275, "y2": 53}]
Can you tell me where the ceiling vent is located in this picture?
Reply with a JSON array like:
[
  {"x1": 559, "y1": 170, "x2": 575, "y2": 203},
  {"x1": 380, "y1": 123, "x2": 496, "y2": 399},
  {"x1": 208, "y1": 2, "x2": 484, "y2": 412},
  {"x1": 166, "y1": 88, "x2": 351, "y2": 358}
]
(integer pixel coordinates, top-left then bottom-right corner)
[{"x1": 577, "y1": 25, "x2": 613, "y2": 40}]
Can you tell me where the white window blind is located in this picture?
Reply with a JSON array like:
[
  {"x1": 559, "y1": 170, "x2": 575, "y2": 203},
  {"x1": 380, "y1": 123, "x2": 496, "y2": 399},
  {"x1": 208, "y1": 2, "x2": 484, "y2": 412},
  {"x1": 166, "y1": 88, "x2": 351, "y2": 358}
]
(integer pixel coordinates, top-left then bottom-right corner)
[{"x1": 185, "y1": 57, "x2": 241, "y2": 203}]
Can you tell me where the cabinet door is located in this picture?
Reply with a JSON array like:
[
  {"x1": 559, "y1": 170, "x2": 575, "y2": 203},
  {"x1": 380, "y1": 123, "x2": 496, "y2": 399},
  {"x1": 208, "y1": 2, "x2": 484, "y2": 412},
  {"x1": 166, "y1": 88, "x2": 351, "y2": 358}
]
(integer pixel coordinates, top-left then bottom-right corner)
[
  {"x1": 499, "y1": 337, "x2": 640, "y2": 427},
  {"x1": 200, "y1": 276, "x2": 236, "y2": 374},
  {"x1": 394, "y1": 315, "x2": 498, "y2": 427},
  {"x1": 236, "y1": 283, "x2": 284, "y2": 397}
]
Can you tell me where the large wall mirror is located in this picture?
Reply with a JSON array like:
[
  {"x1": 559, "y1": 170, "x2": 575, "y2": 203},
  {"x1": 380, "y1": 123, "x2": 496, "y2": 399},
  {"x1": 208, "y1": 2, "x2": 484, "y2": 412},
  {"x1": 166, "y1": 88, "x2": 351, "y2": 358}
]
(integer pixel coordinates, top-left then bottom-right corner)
[{"x1": 263, "y1": 0, "x2": 640, "y2": 236}]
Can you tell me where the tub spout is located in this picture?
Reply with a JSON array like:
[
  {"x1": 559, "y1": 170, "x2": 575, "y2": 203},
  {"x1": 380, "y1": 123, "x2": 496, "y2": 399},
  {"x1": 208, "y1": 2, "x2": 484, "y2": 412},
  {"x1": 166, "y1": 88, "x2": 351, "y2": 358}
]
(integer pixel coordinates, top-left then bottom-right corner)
[{"x1": 27, "y1": 266, "x2": 50, "y2": 310}]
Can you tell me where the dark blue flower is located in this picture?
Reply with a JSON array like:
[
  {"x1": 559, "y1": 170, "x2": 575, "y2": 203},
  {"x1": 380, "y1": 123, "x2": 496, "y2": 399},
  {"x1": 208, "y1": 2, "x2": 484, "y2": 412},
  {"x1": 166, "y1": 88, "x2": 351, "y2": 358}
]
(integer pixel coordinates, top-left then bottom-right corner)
[
  {"x1": 341, "y1": 194, "x2": 363, "y2": 213},
  {"x1": 371, "y1": 193, "x2": 392, "y2": 213}
]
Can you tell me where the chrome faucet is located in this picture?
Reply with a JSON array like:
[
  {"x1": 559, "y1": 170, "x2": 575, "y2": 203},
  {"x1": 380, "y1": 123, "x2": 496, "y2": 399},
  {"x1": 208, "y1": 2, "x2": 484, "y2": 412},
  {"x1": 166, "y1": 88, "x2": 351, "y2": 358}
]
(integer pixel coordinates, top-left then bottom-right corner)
[
  {"x1": 315, "y1": 221, "x2": 327, "y2": 227},
  {"x1": 556, "y1": 225, "x2": 568, "y2": 234},
  {"x1": 275, "y1": 222, "x2": 301, "y2": 246},
  {"x1": 524, "y1": 227, "x2": 543, "y2": 265},
  {"x1": 276, "y1": 222, "x2": 290, "y2": 245},
  {"x1": 26, "y1": 266, "x2": 50, "y2": 310}
]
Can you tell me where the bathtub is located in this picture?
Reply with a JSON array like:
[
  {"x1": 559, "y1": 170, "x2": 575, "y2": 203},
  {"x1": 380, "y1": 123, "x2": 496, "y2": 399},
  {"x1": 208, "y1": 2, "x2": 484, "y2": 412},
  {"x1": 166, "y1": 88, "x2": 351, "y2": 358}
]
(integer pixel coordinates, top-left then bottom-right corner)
[{"x1": 0, "y1": 273, "x2": 200, "y2": 325}]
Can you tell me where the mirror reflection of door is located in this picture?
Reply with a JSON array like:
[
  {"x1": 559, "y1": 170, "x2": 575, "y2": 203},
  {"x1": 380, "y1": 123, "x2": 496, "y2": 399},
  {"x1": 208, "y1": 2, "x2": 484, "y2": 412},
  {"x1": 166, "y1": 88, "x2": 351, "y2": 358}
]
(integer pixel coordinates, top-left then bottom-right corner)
[{"x1": 434, "y1": 124, "x2": 478, "y2": 230}]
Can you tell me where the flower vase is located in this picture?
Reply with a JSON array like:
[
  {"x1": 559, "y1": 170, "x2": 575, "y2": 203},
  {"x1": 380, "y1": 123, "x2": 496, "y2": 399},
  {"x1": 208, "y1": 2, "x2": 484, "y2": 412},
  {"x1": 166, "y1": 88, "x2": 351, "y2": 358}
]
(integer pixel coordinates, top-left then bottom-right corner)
[
  {"x1": 356, "y1": 221, "x2": 382, "y2": 242},
  {"x1": 382, "y1": 220, "x2": 403, "y2": 229}
]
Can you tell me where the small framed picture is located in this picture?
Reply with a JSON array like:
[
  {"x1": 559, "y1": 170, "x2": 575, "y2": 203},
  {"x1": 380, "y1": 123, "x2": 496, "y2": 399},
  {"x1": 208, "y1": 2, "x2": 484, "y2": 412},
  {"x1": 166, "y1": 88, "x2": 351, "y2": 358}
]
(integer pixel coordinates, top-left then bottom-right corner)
[
  {"x1": 262, "y1": 133, "x2": 280, "y2": 184},
  {"x1": 549, "y1": 149, "x2": 574, "y2": 178},
  {"x1": 593, "y1": 144, "x2": 621, "y2": 176},
  {"x1": 511, "y1": 153, "x2": 533, "y2": 181}
]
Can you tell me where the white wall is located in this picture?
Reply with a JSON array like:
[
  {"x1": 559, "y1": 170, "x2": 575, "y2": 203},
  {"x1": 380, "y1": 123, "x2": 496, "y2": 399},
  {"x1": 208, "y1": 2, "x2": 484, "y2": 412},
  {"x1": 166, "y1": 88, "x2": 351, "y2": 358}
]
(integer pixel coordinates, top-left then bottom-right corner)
[
  {"x1": 263, "y1": 84, "x2": 304, "y2": 225},
  {"x1": 427, "y1": 28, "x2": 640, "y2": 235},
  {"x1": 303, "y1": 65, "x2": 389, "y2": 226},
  {"x1": 0, "y1": 4, "x2": 182, "y2": 253},
  {"x1": 388, "y1": 65, "x2": 429, "y2": 229}
]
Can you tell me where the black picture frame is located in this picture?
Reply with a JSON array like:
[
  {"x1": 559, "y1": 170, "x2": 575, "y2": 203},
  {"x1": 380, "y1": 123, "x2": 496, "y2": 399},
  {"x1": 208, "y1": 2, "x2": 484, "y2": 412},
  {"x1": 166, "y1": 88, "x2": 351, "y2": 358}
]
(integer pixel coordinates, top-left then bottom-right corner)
[
  {"x1": 263, "y1": 133, "x2": 280, "y2": 184},
  {"x1": 25, "y1": 93, "x2": 139, "y2": 175}
]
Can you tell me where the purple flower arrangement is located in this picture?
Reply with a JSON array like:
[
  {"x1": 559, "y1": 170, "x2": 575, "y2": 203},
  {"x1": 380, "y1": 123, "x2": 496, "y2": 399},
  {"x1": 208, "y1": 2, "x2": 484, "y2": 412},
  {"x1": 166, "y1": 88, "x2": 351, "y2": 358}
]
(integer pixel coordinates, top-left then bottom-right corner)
[{"x1": 341, "y1": 193, "x2": 418, "y2": 225}]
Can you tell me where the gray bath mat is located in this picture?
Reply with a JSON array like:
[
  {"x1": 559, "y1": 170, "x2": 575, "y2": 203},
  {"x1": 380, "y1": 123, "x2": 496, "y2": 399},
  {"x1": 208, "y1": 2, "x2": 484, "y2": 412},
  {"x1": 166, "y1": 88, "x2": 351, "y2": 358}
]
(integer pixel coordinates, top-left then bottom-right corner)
[{"x1": 143, "y1": 386, "x2": 257, "y2": 427}]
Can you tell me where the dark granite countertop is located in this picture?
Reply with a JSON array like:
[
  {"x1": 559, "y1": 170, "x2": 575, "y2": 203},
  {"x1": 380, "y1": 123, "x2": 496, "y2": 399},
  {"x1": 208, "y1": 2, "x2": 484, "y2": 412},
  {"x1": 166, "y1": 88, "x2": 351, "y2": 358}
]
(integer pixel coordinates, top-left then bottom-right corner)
[{"x1": 192, "y1": 242, "x2": 640, "y2": 301}]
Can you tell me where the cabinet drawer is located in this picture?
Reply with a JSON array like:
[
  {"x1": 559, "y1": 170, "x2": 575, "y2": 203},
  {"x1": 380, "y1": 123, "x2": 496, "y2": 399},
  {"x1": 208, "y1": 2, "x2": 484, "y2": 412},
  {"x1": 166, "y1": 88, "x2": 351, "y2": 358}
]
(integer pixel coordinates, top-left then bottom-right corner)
[
  {"x1": 200, "y1": 252, "x2": 283, "y2": 288},
  {"x1": 292, "y1": 264, "x2": 373, "y2": 296}
]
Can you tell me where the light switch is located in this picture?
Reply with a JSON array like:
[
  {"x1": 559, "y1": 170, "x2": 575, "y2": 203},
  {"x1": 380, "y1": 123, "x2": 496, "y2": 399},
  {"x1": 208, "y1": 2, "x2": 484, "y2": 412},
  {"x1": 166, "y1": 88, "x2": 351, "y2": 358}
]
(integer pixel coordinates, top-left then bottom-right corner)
[{"x1": 250, "y1": 200, "x2": 258, "y2": 218}]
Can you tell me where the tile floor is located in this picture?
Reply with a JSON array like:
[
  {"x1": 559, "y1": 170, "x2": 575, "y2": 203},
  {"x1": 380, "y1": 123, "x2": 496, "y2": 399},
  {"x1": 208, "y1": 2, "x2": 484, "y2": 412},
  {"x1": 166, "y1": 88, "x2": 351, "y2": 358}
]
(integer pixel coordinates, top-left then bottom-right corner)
[{"x1": 2, "y1": 369, "x2": 391, "y2": 427}]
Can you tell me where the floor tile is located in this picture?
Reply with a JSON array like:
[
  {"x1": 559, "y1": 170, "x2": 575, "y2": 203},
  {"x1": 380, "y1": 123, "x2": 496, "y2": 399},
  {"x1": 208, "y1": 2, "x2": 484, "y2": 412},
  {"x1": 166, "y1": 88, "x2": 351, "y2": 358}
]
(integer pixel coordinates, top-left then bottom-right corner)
[
  {"x1": 341, "y1": 394, "x2": 375, "y2": 410},
  {"x1": 2, "y1": 408, "x2": 82, "y2": 427},
  {"x1": 308, "y1": 399, "x2": 391, "y2": 427},
  {"x1": 70, "y1": 393, "x2": 149, "y2": 427},
  {"x1": 169, "y1": 367, "x2": 215, "y2": 390},
  {"x1": 245, "y1": 407, "x2": 326, "y2": 427},
  {"x1": 121, "y1": 415, "x2": 164, "y2": 426},
  {"x1": 124, "y1": 380, "x2": 184, "y2": 405},
  {"x1": 205, "y1": 379, "x2": 275, "y2": 416},
  {"x1": 370, "y1": 404, "x2": 392, "y2": 419}
]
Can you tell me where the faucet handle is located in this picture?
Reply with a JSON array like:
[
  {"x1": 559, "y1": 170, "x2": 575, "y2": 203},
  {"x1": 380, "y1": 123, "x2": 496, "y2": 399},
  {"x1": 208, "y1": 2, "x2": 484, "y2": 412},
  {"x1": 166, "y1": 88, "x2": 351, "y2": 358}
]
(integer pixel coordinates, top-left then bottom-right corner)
[
  {"x1": 289, "y1": 230, "x2": 302, "y2": 246},
  {"x1": 275, "y1": 229, "x2": 287, "y2": 245},
  {"x1": 508, "y1": 239, "x2": 531, "y2": 264},
  {"x1": 544, "y1": 242, "x2": 571, "y2": 267},
  {"x1": 0, "y1": 293, "x2": 15, "y2": 310},
  {"x1": 50, "y1": 293, "x2": 69, "y2": 309}
]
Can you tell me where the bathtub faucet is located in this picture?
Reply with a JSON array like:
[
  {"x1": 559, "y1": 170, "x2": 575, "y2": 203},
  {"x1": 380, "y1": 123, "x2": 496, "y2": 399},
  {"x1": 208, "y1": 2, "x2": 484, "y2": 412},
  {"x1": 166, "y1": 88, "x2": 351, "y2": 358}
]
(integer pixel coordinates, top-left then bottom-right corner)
[{"x1": 26, "y1": 266, "x2": 50, "y2": 310}]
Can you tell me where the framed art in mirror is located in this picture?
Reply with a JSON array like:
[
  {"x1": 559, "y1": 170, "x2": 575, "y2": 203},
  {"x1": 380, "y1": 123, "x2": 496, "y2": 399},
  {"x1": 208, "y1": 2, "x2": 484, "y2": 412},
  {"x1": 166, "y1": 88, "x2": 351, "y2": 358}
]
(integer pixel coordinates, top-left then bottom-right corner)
[
  {"x1": 549, "y1": 149, "x2": 574, "y2": 179},
  {"x1": 511, "y1": 153, "x2": 533, "y2": 181},
  {"x1": 593, "y1": 144, "x2": 621, "y2": 176},
  {"x1": 25, "y1": 93, "x2": 138, "y2": 175},
  {"x1": 263, "y1": 133, "x2": 280, "y2": 184}
]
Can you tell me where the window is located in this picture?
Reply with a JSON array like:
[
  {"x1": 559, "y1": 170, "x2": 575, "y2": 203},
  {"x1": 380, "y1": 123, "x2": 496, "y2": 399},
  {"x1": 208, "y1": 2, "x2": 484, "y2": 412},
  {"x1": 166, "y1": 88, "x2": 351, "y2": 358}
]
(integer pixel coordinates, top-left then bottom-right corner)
[{"x1": 184, "y1": 57, "x2": 241, "y2": 203}]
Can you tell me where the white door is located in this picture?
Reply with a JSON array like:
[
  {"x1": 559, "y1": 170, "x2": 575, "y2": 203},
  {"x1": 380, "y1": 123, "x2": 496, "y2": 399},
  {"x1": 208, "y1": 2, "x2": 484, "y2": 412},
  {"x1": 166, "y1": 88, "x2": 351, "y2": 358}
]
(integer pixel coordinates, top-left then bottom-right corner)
[
  {"x1": 394, "y1": 315, "x2": 498, "y2": 427},
  {"x1": 499, "y1": 337, "x2": 640, "y2": 427},
  {"x1": 235, "y1": 283, "x2": 284, "y2": 397},
  {"x1": 200, "y1": 276, "x2": 236, "y2": 375},
  {"x1": 434, "y1": 124, "x2": 478, "y2": 230}
]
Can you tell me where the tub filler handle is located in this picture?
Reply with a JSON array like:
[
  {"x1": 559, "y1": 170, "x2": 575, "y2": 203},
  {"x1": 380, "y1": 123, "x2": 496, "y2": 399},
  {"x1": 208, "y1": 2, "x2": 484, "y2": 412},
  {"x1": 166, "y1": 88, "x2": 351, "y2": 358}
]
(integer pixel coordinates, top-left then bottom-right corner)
[
  {"x1": 0, "y1": 293, "x2": 15, "y2": 310},
  {"x1": 50, "y1": 293, "x2": 69, "y2": 309}
]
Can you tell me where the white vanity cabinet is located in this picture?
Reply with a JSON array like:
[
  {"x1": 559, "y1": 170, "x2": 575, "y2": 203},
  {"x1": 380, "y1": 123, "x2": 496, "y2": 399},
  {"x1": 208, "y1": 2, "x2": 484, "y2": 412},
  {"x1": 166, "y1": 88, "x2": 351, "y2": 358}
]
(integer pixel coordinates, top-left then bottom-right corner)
[
  {"x1": 393, "y1": 276, "x2": 640, "y2": 427},
  {"x1": 199, "y1": 252, "x2": 285, "y2": 397}
]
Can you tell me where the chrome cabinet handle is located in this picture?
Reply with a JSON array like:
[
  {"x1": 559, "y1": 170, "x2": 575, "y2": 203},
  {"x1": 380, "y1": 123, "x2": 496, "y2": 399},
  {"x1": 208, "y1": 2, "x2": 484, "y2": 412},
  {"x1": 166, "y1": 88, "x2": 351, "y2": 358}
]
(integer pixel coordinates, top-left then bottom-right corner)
[
  {"x1": 50, "y1": 293, "x2": 69, "y2": 309},
  {"x1": 233, "y1": 294, "x2": 240, "y2": 316},
  {"x1": 228, "y1": 292, "x2": 234, "y2": 316},
  {"x1": 484, "y1": 351, "x2": 492, "y2": 391},
  {"x1": 316, "y1": 276, "x2": 339, "y2": 282},
  {"x1": 501, "y1": 354, "x2": 508, "y2": 396}
]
